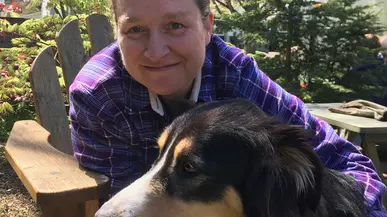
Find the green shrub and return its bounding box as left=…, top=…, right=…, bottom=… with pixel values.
left=0, top=14, right=97, bottom=141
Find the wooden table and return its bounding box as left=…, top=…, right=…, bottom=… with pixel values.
left=306, top=103, right=387, bottom=179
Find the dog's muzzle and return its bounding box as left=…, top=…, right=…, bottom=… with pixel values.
left=95, top=168, right=167, bottom=217
left=94, top=169, right=244, bottom=217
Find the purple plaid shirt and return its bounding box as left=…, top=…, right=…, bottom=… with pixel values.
left=69, top=34, right=387, bottom=216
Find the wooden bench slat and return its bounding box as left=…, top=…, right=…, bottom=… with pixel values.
left=4, top=120, right=110, bottom=207
left=29, top=46, right=73, bottom=155
left=86, top=14, right=115, bottom=55
left=56, top=19, right=89, bottom=92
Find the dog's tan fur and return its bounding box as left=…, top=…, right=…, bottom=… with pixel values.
left=157, top=128, right=169, bottom=152
left=173, top=138, right=193, bottom=161
left=133, top=187, right=244, bottom=217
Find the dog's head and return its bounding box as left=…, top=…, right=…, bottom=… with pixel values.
left=95, top=99, right=323, bottom=217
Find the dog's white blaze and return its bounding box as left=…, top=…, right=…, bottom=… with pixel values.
left=95, top=135, right=177, bottom=217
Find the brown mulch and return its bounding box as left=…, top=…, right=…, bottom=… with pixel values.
left=0, top=143, right=42, bottom=217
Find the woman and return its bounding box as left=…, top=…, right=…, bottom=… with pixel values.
left=68, top=0, right=387, bottom=215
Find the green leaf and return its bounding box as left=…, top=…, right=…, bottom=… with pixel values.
left=6, top=77, right=20, bottom=84
left=0, top=102, right=14, bottom=114
left=1, top=94, right=9, bottom=100
left=14, top=87, right=25, bottom=95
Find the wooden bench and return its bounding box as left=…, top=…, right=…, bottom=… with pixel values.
left=4, top=14, right=115, bottom=217
left=306, top=103, right=387, bottom=179
left=306, top=102, right=387, bottom=207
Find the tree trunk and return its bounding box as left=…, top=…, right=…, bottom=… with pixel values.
left=285, top=4, right=294, bottom=80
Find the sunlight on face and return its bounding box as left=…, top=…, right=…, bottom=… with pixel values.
left=115, top=0, right=214, bottom=100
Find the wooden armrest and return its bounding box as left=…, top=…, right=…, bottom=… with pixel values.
left=4, top=120, right=110, bottom=216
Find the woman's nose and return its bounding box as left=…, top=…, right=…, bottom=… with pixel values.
left=144, top=32, right=170, bottom=62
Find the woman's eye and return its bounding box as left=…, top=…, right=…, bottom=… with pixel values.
left=128, top=26, right=143, bottom=33
left=170, top=23, right=184, bottom=30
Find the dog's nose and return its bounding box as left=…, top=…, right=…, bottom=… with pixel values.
left=94, top=203, right=142, bottom=217
left=95, top=185, right=147, bottom=217
left=94, top=186, right=149, bottom=217
left=94, top=171, right=159, bottom=217
left=94, top=206, right=118, bottom=217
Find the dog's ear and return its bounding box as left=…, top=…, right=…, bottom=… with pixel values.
left=242, top=123, right=323, bottom=217
left=271, top=125, right=323, bottom=214
left=162, top=99, right=197, bottom=119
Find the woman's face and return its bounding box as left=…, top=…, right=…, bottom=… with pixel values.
left=115, top=0, right=214, bottom=99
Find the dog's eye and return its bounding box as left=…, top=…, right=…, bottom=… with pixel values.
left=183, top=162, right=196, bottom=173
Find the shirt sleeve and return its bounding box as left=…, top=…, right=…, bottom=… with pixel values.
left=238, top=56, right=387, bottom=216
left=69, top=83, right=145, bottom=195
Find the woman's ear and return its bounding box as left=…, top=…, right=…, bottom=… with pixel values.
left=204, top=12, right=214, bottom=45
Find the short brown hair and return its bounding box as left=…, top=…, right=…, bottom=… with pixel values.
left=111, top=0, right=210, bottom=23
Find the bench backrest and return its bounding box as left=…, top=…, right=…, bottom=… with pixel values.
left=29, top=14, right=115, bottom=155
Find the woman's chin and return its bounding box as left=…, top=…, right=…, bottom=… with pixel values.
left=148, top=86, right=177, bottom=97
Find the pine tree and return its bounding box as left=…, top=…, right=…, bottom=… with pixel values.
left=213, top=0, right=386, bottom=103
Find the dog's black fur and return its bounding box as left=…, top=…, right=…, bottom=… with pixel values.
left=161, top=98, right=368, bottom=217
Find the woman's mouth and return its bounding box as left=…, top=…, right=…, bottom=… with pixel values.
left=142, top=63, right=180, bottom=72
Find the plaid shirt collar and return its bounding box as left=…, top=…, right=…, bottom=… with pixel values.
left=148, top=70, right=202, bottom=116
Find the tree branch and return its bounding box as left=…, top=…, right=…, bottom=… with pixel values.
left=59, top=1, right=67, bottom=18
left=53, top=5, right=63, bottom=19
left=214, top=0, right=229, bottom=9
left=212, top=0, right=223, bottom=14
left=64, top=0, right=80, bottom=19
left=236, top=0, right=247, bottom=11
left=10, top=32, right=51, bottom=47
left=214, top=0, right=236, bottom=13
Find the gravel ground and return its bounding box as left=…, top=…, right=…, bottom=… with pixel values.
left=0, top=143, right=42, bottom=217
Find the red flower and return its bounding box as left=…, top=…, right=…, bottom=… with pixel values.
left=300, top=80, right=308, bottom=89
left=18, top=55, right=27, bottom=60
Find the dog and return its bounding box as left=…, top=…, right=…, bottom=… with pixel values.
left=95, top=98, right=368, bottom=217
